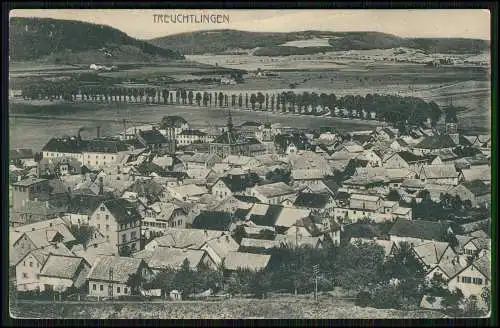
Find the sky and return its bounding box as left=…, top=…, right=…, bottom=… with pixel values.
left=10, top=9, right=491, bottom=40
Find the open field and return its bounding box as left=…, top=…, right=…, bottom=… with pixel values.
left=9, top=102, right=386, bottom=151
left=9, top=295, right=447, bottom=319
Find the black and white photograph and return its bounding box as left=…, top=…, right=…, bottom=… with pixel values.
left=7, top=9, right=492, bottom=319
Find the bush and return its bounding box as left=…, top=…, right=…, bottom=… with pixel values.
left=355, top=291, right=372, bottom=307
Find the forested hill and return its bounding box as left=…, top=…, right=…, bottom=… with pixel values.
left=9, top=17, right=184, bottom=63
left=149, top=29, right=489, bottom=55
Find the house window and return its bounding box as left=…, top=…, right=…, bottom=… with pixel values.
left=106, top=225, right=110, bottom=231
left=461, top=276, right=472, bottom=284
left=124, top=287, right=128, bottom=294
left=473, top=278, right=483, bottom=285
left=23, top=261, right=26, bottom=266
left=100, top=207, right=105, bottom=211
left=22, top=273, right=28, bottom=278
left=131, top=231, right=136, bottom=240
left=97, top=224, right=101, bottom=229
left=100, top=285, right=104, bottom=291
left=117, top=286, right=121, bottom=293
left=106, top=215, right=109, bottom=220
left=96, top=161, right=99, bottom=165
left=93, top=284, right=96, bottom=290
left=29, top=262, right=33, bottom=267
left=106, top=235, right=109, bottom=241
left=122, top=234, right=127, bottom=243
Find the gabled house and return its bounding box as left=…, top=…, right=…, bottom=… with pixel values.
left=293, top=192, right=334, bottom=216
left=291, top=169, right=326, bottom=187
left=250, top=182, right=297, bottom=205
left=411, top=241, right=457, bottom=272
left=14, top=243, right=74, bottom=291
left=448, top=180, right=491, bottom=208
left=89, top=198, right=142, bottom=255
left=462, top=237, right=490, bottom=259
left=87, top=256, right=153, bottom=297
left=144, top=228, right=226, bottom=251
left=147, top=247, right=214, bottom=273
left=418, top=164, right=461, bottom=186
left=200, top=234, right=240, bottom=266
left=37, top=254, right=91, bottom=292
left=461, top=165, right=491, bottom=184
left=412, top=135, right=457, bottom=156
left=445, top=255, right=491, bottom=299
left=383, top=151, right=429, bottom=170
left=185, top=153, right=221, bottom=170
left=211, top=173, right=260, bottom=200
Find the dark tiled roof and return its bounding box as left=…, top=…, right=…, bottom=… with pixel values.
left=294, top=192, right=331, bottom=208
left=461, top=180, right=490, bottom=196
left=351, top=134, right=372, bottom=145
left=104, top=198, right=142, bottom=224
left=42, top=138, right=88, bottom=153
left=234, top=208, right=251, bottom=220
left=66, top=194, right=106, bottom=215
left=191, top=211, right=232, bottom=231
left=240, top=121, right=261, bottom=127
left=389, top=219, right=451, bottom=242
left=381, top=128, right=395, bottom=138
left=85, top=139, right=130, bottom=153
left=134, top=162, right=167, bottom=177
left=321, top=178, right=340, bottom=195
left=139, top=130, right=168, bottom=145
left=415, top=135, right=456, bottom=149
left=218, top=173, right=260, bottom=193
left=161, top=116, right=188, bottom=128
left=398, top=151, right=425, bottom=163
left=249, top=205, right=283, bottom=227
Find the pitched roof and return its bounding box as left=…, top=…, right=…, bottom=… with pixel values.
left=275, top=207, right=311, bottom=228
left=472, top=255, right=490, bottom=280
left=218, top=173, right=260, bottom=193
left=293, top=192, right=331, bottom=208
left=39, top=254, right=87, bottom=280
left=161, top=116, right=188, bottom=128
left=191, top=211, right=233, bottom=231
left=412, top=241, right=452, bottom=267
left=397, top=151, right=426, bottom=163
left=239, top=238, right=280, bottom=250
left=87, top=255, right=145, bottom=283
left=389, top=219, right=451, bottom=242
left=461, top=180, right=490, bottom=196
left=179, top=129, right=207, bottom=137
left=10, top=148, right=34, bottom=160
left=150, top=228, right=225, bottom=249
left=223, top=251, right=271, bottom=271
left=148, top=247, right=206, bottom=270
left=247, top=204, right=283, bottom=227
left=204, top=235, right=239, bottom=260
left=350, top=193, right=380, bottom=202
left=291, top=169, right=325, bottom=180
left=420, top=164, right=458, bottom=179
left=71, top=242, right=117, bottom=266
left=350, top=238, right=395, bottom=257
left=461, top=165, right=491, bottom=181
left=415, top=135, right=456, bottom=149
left=275, top=234, right=323, bottom=248
left=66, top=194, right=106, bottom=215
left=103, top=198, right=142, bottom=224
left=253, top=182, right=295, bottom=198
left=233, top=195, right=261, bottom=204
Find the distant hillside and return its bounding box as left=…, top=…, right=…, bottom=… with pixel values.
left=149, top=29, right=489, bottom=56
left=9, top=17, right=184, bottom=63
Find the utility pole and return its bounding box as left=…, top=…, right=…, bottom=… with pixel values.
left=313, top=264, right=319, bottom=302
left=109, top=267, right=114, bottom=299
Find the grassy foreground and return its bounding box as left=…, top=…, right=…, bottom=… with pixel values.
left=10, top=295, right=447, bottom=319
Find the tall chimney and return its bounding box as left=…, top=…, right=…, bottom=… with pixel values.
left=99, top=177, right=104, bottom=195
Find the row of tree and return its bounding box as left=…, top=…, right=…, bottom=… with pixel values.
left=20, top=81, right=445, bottom=127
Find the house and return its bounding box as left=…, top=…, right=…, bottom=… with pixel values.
left=239, top=238, right=280, bottom=254
left=168, top=184, right=208, bottom=202
left=11, top=178, right=50, bottom=211
left=137, top=129, right=174, bottom=153
left=200, top=234, right=239, bottom=266
left=225, top=155, right=261, bottom=170
left=383, top=151, right=429, bottom=170
left=190, top=211, right=234, bottom=232
left=64, top=194, right=107, bottom=226
left=461, top=165, right=491, bottom=184
left=42, top=137, right=86, bottom=163
left=87, top=256, right=153, bottom=297
left=177, top=129, right=211, bottom=146
left=89, top=198, right=142, bottom=255
left=418, top=164, right=461, bottom=186
left=10, top=148, right=34, bottom=166
left=185, top=153, right=221, bottom=170
left=448, top=180, right=491, bottom=208
left=71, top=241, right=117, bottom=266
left=147, top=247, right=214, bottom=272
left=446, top=255, right=491, bottom=299
left=274, top=207, right=311, bottom=233
left=291, top=169, right=326, bottom=187
left=223, top=251, right=271, bottom=272
left=390, top=139, right=409, bottom=152
left=389, top=219, right=454, bottom=247
left=211, top=173, right=260, bottom=200
left=160, top=116, right=190, bottom=140
left=362, top=149, right=384, bottom=167
left=14, top=243, right=74, bottom=291
left=37, top=254, right=91, bottom=292
left=293, top=192, right=334, bottom=216
left=141, top=201, right=189, bottom=237
left=81, top=139, right=135, bottom=169
left=245, top=203, right=284, bottom=227
left=462, top=237, right=490, bottom=259
left=250, top=182, right=297, bottom=205
left=377, top=128, right=396, bottom=141
left=413, top=135, right=457, bottom=156
left=275, top=234, right=325, bottom=249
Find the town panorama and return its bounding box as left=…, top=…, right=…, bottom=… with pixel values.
left=8, top=9, right=491, bottom=319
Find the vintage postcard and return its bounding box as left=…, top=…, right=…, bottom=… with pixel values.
left=8, top=9, right=491, bottom=319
